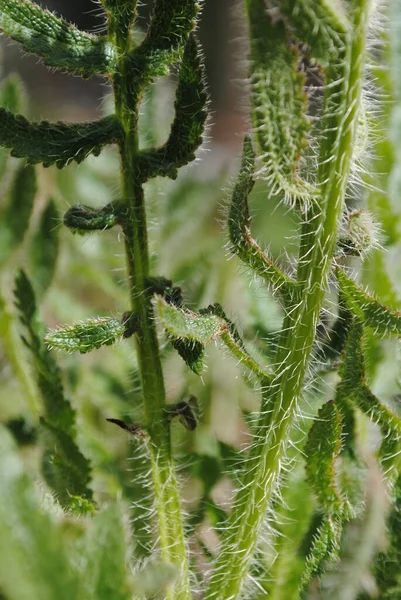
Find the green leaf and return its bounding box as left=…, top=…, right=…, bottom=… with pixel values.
left=45, top=316, right=127, bottom=354
left=157, top=298, right=224, bottom=344
left=0, top=0, right=117, bottom=77
left=14, top=270, right=93, bottom=506
left=131, top=0, right=200, bottom=79
left=304, top=401, right=346, bottom=516
left=337, top=267, right=401, bottom=337
left=139, top=34, right=208, bottom=181
left=0, top=110, right=123, bottom=168
left=156, top=297, right=270, bottom=381
left=270, top=0, right=348, bottom=66
left=0, top=163, right=37, bottom=259
left=300, top=516, right=342, bottom=592
left=81, top=503, right=132, bottom=600
left=63, top=202, right=121, bottom=234
left=29, top=198, right=59, bottom=295
left=40, top=418, right=93, bottom=506
left=228, top=138, right=295, bottom=301
left=0, top=74, right=26, bottom=179
left=0, top=428, right=82, bottom=600
left=0, top=73, right=26, bottom=113
left=247, top=1, right=317, bottom=207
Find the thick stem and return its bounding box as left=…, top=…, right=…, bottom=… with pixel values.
left=205, top=2, right=370, bottom=598
left=112, top=25, right=191, bottom=600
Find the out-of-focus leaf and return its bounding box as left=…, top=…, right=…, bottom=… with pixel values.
left=29, top=198, right=59, bottom=295
left=0, top=163, right=37, bottom=260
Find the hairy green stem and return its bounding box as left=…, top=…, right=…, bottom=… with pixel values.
left=112, top=24, right=191, bottom=600
left=205, top=1, right=370, bottom=598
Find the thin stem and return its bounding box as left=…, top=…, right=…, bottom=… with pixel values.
left=205, top=1, right=370, bottom=598
left=111, top=24, right=191, bottom=600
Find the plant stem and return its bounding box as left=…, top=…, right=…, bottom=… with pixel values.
left=205, top=1, right=370, bottom=598
left=111, top=24, right=191, bottom=600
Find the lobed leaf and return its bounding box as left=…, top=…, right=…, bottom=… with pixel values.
left=131, top=0, right=200, bottom=80
left=247, top=1, right=316, bottom=207
left=337, top=267, right=401, bottom=337
left=14, top=270, right=93, bottom=506
left=0, top=110, right=124, bottom=169
left=228, top=138, right=295, bottom=302
left=0, top=163, right=37, bottom=260
left=0, top=0, right=117, bottom=77
left=45, top=317, right=127, bottom=354
left=29, top=198, right=59, bottom=295
left=139, top=34, right=208, bottom=181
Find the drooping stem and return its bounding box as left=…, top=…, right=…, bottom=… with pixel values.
left=205, top=2, right=370, bottom=598
left=111, top=19, right=191, bottom=600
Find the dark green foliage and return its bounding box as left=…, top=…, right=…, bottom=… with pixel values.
left=40, top=419, right=93, bottom=507
left=305, top=401, right=345, bottom=516
left=29, top=199, right=59, bottom=295
left=0, top=0, right=117, bottom=76
left=132, top=0, right=200, bottom=79
left=0, top=163, right=37, bottom=259
left=14, top=270, right=93, bottom=506
left=0, top=110, right=123, bottom=168
left=139, top=34, right=208, bottom=181
left=63, top=203, right=121, bottom=234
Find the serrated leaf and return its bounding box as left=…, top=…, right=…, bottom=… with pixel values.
left=0, top=0, right=117, bottom=77
left=171, top=336, right=205, bottom=375
left=304, top=401, right=345, bottom=515
left=131, top=0, right=200, bottom=80
left=29, top=198, right=59, bottom=295
left=228, top=138, right=294, bottom=301
left=0, top=110, right=123, bottom=168
left=45, top=317, right=126, bottom=354
left=0, top=163, right=37, bottom=260
left=14, top=270, right=93, bottom=506
left=139, top=34, right=208, bottom=181
left=247, top=2, right=316, bottom=206
left=337, top=267, right=401, bottom=337
left=40, top=419, right=93, bottom=506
